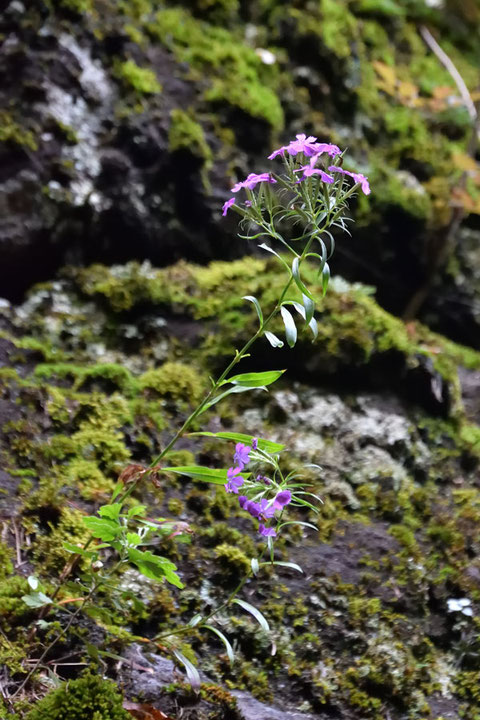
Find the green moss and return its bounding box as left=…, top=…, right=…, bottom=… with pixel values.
left=139, top=362, right=204, bottom=404
left=214, top=542, right=250, bottom=572
left=169, top=109, right=213, bottom=166
left=148, top=8, right=283, bottom=129
left=114, top=59, right=162, bottom=94
left=32, top=507, right=90, bottom=573
left=24, top=672, right=130, bottom=720
left=0, top=542, right=14, bottom=581
left=0, top=111, right=37, bottom=151
left=51, top=0, right=93, bottom=13
left=0, top=577, right=32, bottom=631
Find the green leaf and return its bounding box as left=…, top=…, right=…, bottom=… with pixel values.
left=222, top=370, right=285, bottom=388
left=292, top=257, right=315, bottom=301
left=251, top=557, right=259, bottom=575
left=204, top=625, right=235, bottom=665
left=243, top=295, right=263, bottom=326
left=127, top=548, right=184, bottom=588
left=322, top=263, right=330, bottom=296
left=302, top=293, right=315, bottom=325
left=258, top=243, right=291, bottom=272
left=83, top=516, right=120, bottom=541
left=162, top=465, right=233, bottom=485
left=63, top=542, right=95, bottom=558
left=278, top=520, right=318, bottom=532
left=264, top=331, right=284, bottom=348
left=280, top=306, right=297, bottom=348
left=22, top=592, right=53, bottom=608
left=98, top=503, right=122, bottom=522
left=233, top=598, right=269, bottom=632
left=189, top=431, right=285, bottom=453
left=309, top=317, right=318, bottom=340
left=200, top=384, right=255, bottom=413
left=188, top=613, right=203, bottom=627
left=127, top=504, right=147, bottom=519
left=126, top=532, right=142, bottom=546
left=173, top=650, right=201, bottom=690
left=110, top=481, right=123, bottom=502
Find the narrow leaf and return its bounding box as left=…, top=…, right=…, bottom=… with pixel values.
left=162, top=465, right=231, bottom=484
left=204, top=624, right=235, bottom=665
left=264, top=331, right=284, bottom=348
left=242, top=295, right=263, bottom=326
left=63, top=542, right=95, bottom=557
left=173, top=650, right=201, bottom=690
left=188, top=613, right=203, bottom=628
left=322, top=263, right=330, bottom=296
left=189, top=431, right=284, bottom=453
left=251, top=557, right=259, bottom=575
left=292, top=257, right=315, bottom=301
left=221, top=370, right=285, bottom=388
left=302, top=293, right=315, bottom=325
left=233, top=598, right=270, bottom=632
left=277, top=520, right=318, bottom=532
left=260, top=561, right=303, bottom=573
left=258, top=243, right=291, bottom=272
left=280, top=306, right=297, bottom=348
left=309, top=317, right=318, bottom=340
left=200, top=385, right=255, bottom=413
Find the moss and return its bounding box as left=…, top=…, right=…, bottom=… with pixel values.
left=169, top=109, right=213, bottom=166
left=32, top=507, right=90, bottom=573
left=139, top=362, right=204, bottom=404
left=24, top=672, right=130, bottom=720
left=0, top=542, right=14, bottom=581
left=148, top=8, right=283, bottom=129
left=0, top=111, right=37, bottom=151
left=214, top=542, right=251, bottom=577
left=51, top=0, right=93, bottom=13
left=114, top=59, right=162, bottom=94
left=0, top=576, right=32, bottom=631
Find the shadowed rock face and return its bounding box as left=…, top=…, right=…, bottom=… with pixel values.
left=2, top=0, right=480, bottom=348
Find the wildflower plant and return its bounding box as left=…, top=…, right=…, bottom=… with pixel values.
left=17, top=134, right=370, bottom=695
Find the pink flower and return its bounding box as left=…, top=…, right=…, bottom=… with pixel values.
left=328, top=166, right=371, bottom=195
left=295, top=164, right=334, bottom=183
left=231, top=172, right=277, bottom=193
left=268, top=135, right=341, bottom=160
left=222, top=197, right=235, bottom=216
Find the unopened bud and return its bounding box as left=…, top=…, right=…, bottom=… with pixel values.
left=91, top=560, right=103, bottom=572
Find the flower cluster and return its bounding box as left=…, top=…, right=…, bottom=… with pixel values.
left=222, top=132, right=370, bottom=216
left=224, top=440, right=292, bottom=538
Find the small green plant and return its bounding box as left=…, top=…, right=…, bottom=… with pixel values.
left=14, top=133, right=370, bottom=698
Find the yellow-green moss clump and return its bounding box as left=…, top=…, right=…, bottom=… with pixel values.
left=0, top=111, right=38, bottom=151
left=169, top=109, right=213, bottom=166
left=23, top=672, right=130, bottom=720
left=139, top=361, right=205, bottom=404
left=114, top=59, right=162, bottom=94
left=147, top=8, right=283, bottom=130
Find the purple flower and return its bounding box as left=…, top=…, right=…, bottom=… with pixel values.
left=295, top=164, right=334, bottom=183
left=259, top=498, right=276, bottom=519
left=231, top=173, right=277, bottom=193
left=273, top=490, right=292, bottom=508
left=238, top=495, right=248, bottom=508
left=259, top=524, right=277, bottom=538
left=225, top=467, right=244, bottom=494
left=222, top=197, right=235, bottom=216
left=256, top=474, right=271, bottom=486
left=244, top=200, right=252, bottom=207
left=234, top=442, right=251, bottom=469
left=251, top=438, right=258, bottom=450
left=268, top=135, right=341, bottom=160
left=328, top=166, right=371, bottom=195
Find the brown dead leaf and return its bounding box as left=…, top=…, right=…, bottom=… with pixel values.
left=123, top=701, right=174, bottom=720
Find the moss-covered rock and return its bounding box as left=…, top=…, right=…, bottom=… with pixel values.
left=24, top=672, right=130, bottom=720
